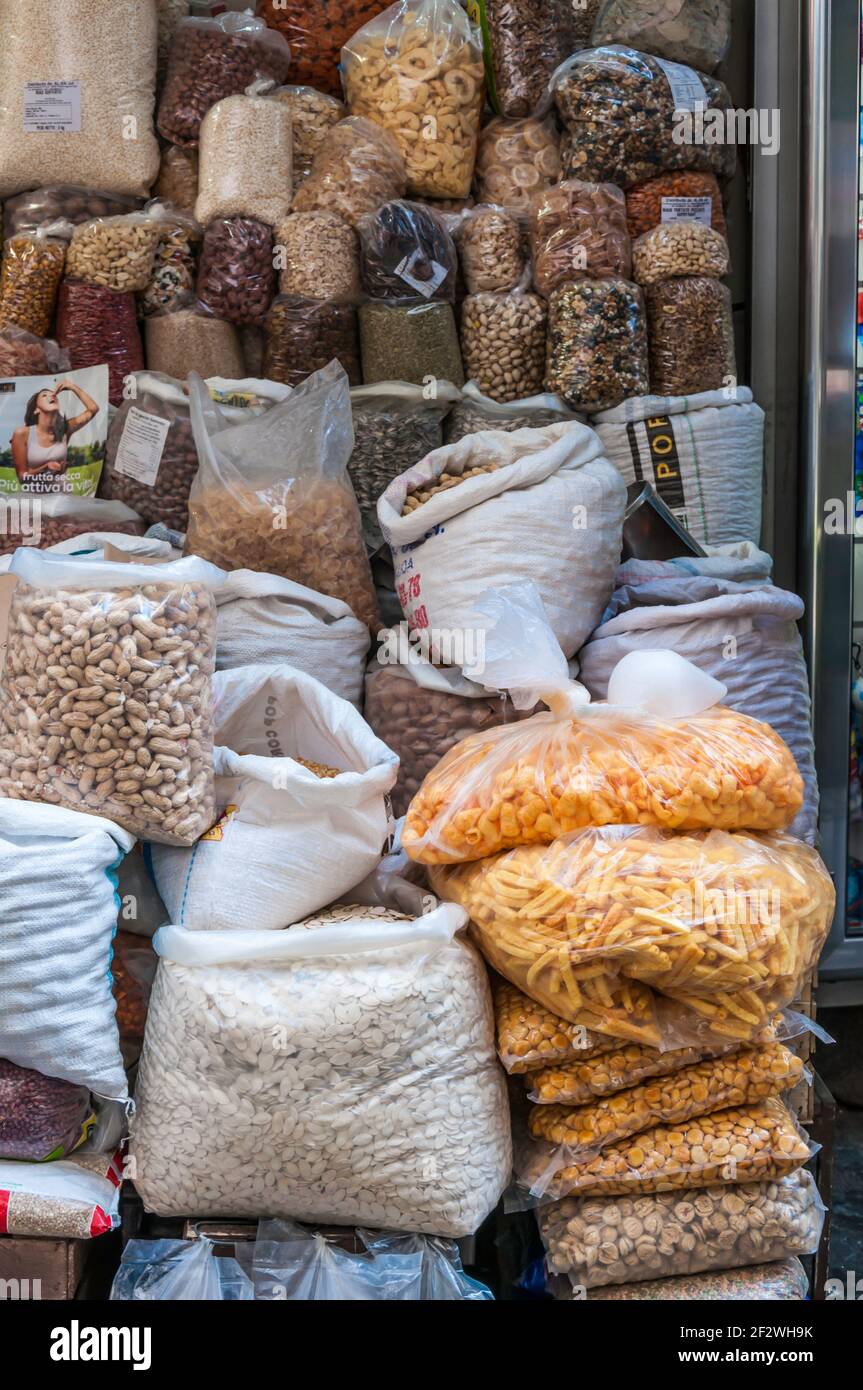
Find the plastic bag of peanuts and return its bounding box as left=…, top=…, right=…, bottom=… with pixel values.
left=457, top=206, right=525, bottom=294
left=473, top=116, right=561, bottom=218
left=517, top=1096, right=816, bottom=1201
left=185, top=361, right=381, bottom=632
left=632, top=221, right=729, bottom=286
left=539, top=1169, right=825, bottom=1292
left=526, top=1043, right=806, bottom=1162
left=403, top=588, right=805, bottom=866
left=530, top=179, right=632, bottom=296
left=342, top=0, right=485, bottom=200
left=64, top=210, right=164, bottom=294
left=459, top=288, right=547, bottom=404
left=0, top=550, right=222, bottom=846
left=292, top=117, right=407, bottom=228
left=0, top=225, right=69, bottom=338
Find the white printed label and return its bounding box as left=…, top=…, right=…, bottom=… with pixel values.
left=654, top=57, right=706, bottom=112
left=24, top=81, right=82, bottom=134
left=394, top=252, right=449, bottom=300
left=112, top=408, right=171, bottom=488
left=661, top=196, right=713, bottom=227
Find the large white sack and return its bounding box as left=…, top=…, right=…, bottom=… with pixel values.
left=578, top=585, right=818, bottom=843
left=214, top=569, right=370, bottom=707
left=591, top=388, right=764, bottom=548
left=377, top=422, right=626, bottom=659
left=151, top=664, right=399, bottom=931
left=130, top=905, right=512, bottom=1235
left=0, top=800, right=132, bottom=1098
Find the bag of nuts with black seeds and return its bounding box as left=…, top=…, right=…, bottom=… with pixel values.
left=591, top=0, right=732, bottom=75
left=545, top=278, right=650, bottom=414
left=0, top=550, right=222, bottom=846
left=103, top=372, right=290, bottom=534
left=444, top=380, right=581, bottom=443
left=551, top=46, right=736, bottom=190
left=186, top=361, right=381, bottom=633
left=0, top=495, right=144, bottom=557
left=348, top=381, right=462, bottom=550
left=539, top=1168, right=824, bottom=1292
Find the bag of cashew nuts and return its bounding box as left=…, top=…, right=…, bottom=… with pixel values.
left=430, top=827, right=832, bottom=1048
left=348, top=381, right=462, bottom=549
left=378, top=429, right=625, bottom=659
left=539, top=1169, right=824, bottom=1292
left=64, top=210, right=164, bottom=294
left=0, top=496, right=144, bottom=556
left=186, top=361, right=381, bottom=632
left=444, top=381, right=581, bottom=443
left=0, top=549, right=222, bottom=846
left=530, top=179, right=632, bottom=297
left=292, top=117, right=407, bottom=228
left=151, top=663, right=398, bottom=931
left=592, top=0, right=732, bottom=74
left=103, top=372, right=290, bottom=534
left=342, top=0, right=486, bottom=200
left=473, top=116, right=561, bottom=219
left=213, top=569, right=370, bottom=707
left=403, top=587, right=806, bottom=865
left=0, top=799, right=132, bottom=1099
left=130, top=903, right=511, bottom=1233
left=550, top=46, right=736, bottom=190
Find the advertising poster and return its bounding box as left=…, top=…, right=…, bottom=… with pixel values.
left=0, top=363, right=110, bottom=496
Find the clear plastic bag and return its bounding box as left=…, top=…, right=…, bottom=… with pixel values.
left=358, top=1229, right=494, bottom=1299
left=518, top=1096, right=815, bottom=1201
left=154, top=146, right=199, bottom=216
left=0, top=550, right=220, bottom=845
left=539, top=1170, right=824, bottom=1291
left=0, top=1150, right=122, bottom=1238
left=460, top=290, right=547, bottom=403
left=474, top=116, right=561, bottom=219
left=256, top=2, right=391, bottom=100
left=359, top=300, right=464, bottom=386
left=141, top=213, right=201, bottom=319
left=552, top=46, right=736, bottom=190
left=292, top=116, right=407, bottom=227
left=196, top=217, right=275, bottom=328
left=348, top=382, right=459, bottom=548
left=0, top=230, right=67, bottom=338
left=186, top=362, right=380, bottom=631
left=0, top=325, right=69, bottom=377
left=430, top=830, right=832, bottom=1043
left=458, top=206, right=525, bottom=294
left=111, top=1237, right=254, bottom=1301
left=0, top=1059, right=93, bottom=1162
left=157, top=13, right=291, bottom=148
left=64, top=212, right=163, bottom=293
left=264, top=294, right=361, bottom=388
left=528, top=1043, right=805, bottom=1161
left=494, top=979, right=623, bottom=1072
left=3, top=187, right=145, bottom=240
left=357, top=200, right=458, bottom=303
left=444, top=382, right=578, bottom=442
left=592, top=0, right=732, bottom=74
left=275, top=211, right=360, bottom=303
left=271, top=86, right=346, bottom=192
left=144, top=309, right=245, bottom=382
left=581, top=1257, right=809, bottom=1301
left=252, top=1221, right=423, bottom=1300
left=0, top=496, right=143, bottom=555
left=632, top=221, right=729, bottom=285
left=195, top=89, right=293, bottom=227
left=646, top=276, right=736, bottom=395
left=545, top=277, right=649, bottom=413
left=531, top=180, right=632, bottom=296
left=473, top=0, right=572, bottom=118
left=625, top=171, right=727, bottom=242
left=55, top=282, right=143, bottom=407
left=342, top=0, right=486, bottom=199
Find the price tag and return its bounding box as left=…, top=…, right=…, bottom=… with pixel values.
left=24, top=81, right=82, bottom=134
left=112, top=408, right=171, bottom=488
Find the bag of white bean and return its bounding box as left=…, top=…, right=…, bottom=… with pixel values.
left=131, top=904, right=512, bottom=1235
left=213, top=568, right=370, bottom=706
left=0, top=550, right=223, bottom=846
left=150, top=663, right=398, bottom=930
left=377, top=421, right=626, bottom=658
left=0, top=799, right=132, bottom=1098
left=0, top=0, right=160, bottom=199
left=591, top=388, right=764, bottom=547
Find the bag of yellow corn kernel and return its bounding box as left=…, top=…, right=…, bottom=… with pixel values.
left=429, top=827, right=834, bottom=1043
left=526, top=1041, right=806, bottom=1162
left=402, top=585, right=804, bottom=865
left=341, top=0, right=486, bottom=200
left=516, top=1096, right=816, bottom=1202
left=493, top=975, right=664, bottom=1064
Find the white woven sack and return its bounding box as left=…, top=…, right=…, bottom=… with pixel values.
left=377, top=422, right=626, bottom=659
left=214, top=569, right=370, bottom=707
left=591, top=388, right=764, bottom=547
left=578, top=587, right=818, bottom=842
left=0, top=800, right=132, bottom=1098
left=150, top=664, right=399, bottom=931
